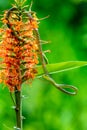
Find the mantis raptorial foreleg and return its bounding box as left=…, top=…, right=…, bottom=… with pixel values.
left=42, top=53, right=49, bottom=64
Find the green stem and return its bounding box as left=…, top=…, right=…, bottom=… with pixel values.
left=15, top=89, right=22, bottom=130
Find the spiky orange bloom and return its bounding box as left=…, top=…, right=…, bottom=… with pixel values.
left=0, top=9, right=39, bottom=91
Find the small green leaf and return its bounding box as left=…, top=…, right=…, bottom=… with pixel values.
left=36, top=61, right=87, bottom=76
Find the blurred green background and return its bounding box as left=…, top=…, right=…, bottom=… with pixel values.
left=0, top=0, right=87, bottom=130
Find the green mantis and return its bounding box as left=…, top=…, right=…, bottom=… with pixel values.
left=33, top=26, right=78, bottom=95
left=27, top=6, right=78, bottom=95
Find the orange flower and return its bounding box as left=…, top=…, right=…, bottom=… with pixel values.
left=0, top=8, right=39, bottom=92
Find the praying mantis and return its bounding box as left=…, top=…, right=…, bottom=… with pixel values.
left=28, top=10, right=78, bottom=95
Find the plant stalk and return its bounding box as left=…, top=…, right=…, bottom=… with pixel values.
left=15, top=89, right=22, bottom=130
